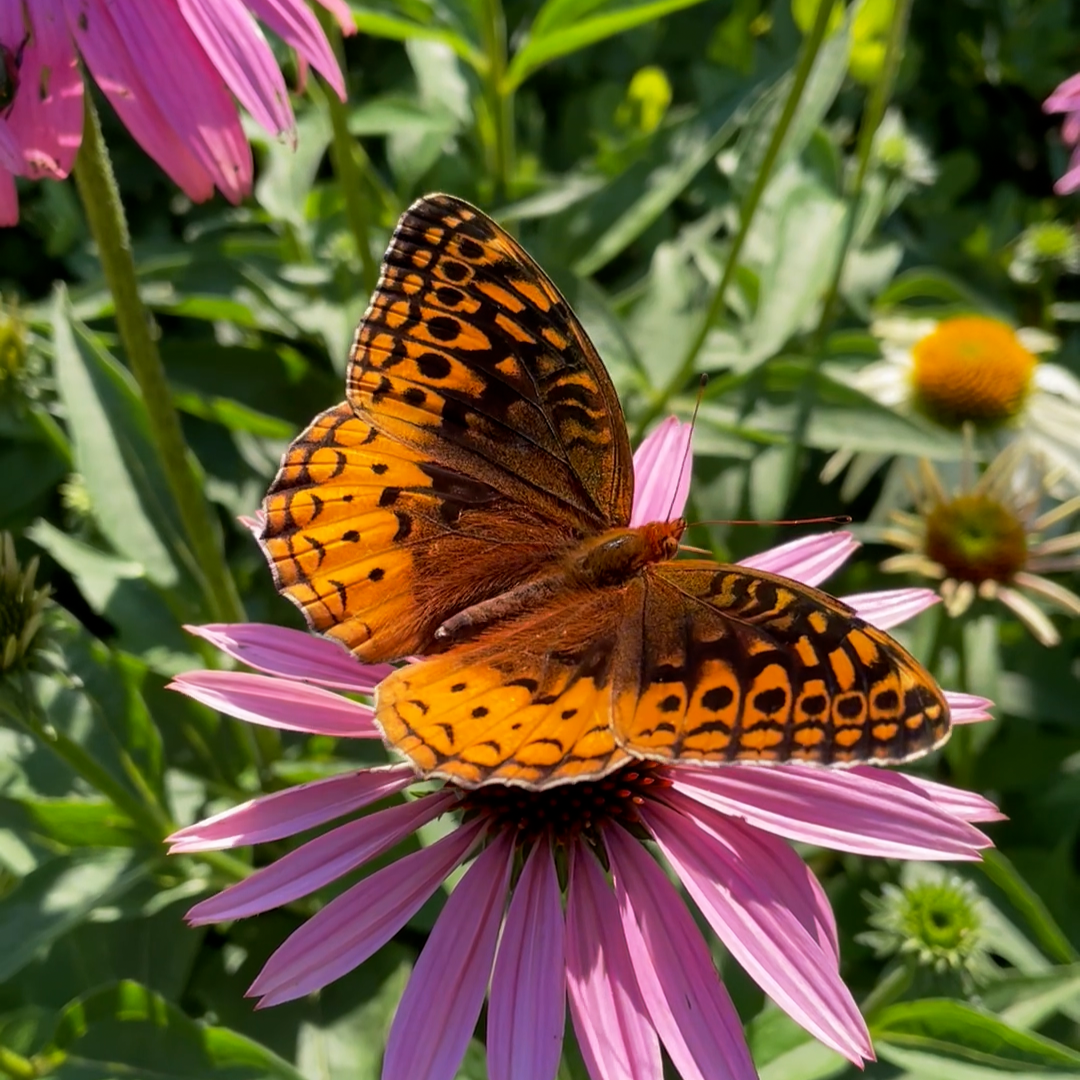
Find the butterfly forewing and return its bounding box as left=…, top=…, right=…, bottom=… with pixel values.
left=346, top=194, right=634, bottom=531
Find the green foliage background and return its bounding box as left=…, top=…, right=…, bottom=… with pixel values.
left=1, top=0, right=1080, bottom=1077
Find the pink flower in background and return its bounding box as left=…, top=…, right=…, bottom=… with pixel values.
left=0, top=0, right=354, bottom=226
left=1044, top=73, right=1080, bottom=194
left=167, top=420, right=999, bottom=1080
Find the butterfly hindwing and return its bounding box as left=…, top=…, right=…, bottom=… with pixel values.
left=375, top=586, right=639, bottom=788
left=346, top=193, right=634, bottom=531
left=613, top=562, right=950, bottom=767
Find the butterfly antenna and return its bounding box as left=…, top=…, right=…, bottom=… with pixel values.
left=689, top=514, right=852, bottom=528
left=663, top=375, right=706, bottom=524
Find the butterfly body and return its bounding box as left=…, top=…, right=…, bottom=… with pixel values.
left=260, top=193, right=951, bottom=790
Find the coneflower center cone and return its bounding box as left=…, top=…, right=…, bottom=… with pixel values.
left=924, top=494, right=1028, bottom=583
left=911, top=316, right=1036, bottom=425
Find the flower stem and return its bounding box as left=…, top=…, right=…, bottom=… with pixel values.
left=783, top=0, right=913, bottom=489
left=480, top=0, right=513, bottom=201
left=72, top=93, right=245, bottom=625
left=318, top=16, right=379, bottom=294
left=633, top=0, right=836, bottom=440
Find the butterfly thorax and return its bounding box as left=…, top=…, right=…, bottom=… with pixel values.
left=570, top=519, right=686, bottom=587
left=431, top=518, right=685, bottom=648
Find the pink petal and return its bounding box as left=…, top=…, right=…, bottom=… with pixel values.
left=631, top=417, right=693, bottom=526
left=178, top=0, right=295, bottom=139
left=945, top=691, right=994, bottom=725
left=185, top=622, right=393, bottom=691
left=605, top=824, right=758, bottom=1080
left=249, top=818, right=484, bottom=1005
left=670, top=763, right=992, bottom=860
left=65, top=0, right=250, bottom=203
left=1045, top=73, right=1080, bottom=114
left=6, top=0, right=83, bottom=179
left=313, top=0, right=355, bottom=34
left=168, top=669, right=379, bottom=737
left=842, top=587, right=940, bottom=630
left=187, top=789, right=454, bottom=923
left=850, top=766, right=1005, bottom=824
left=245, top=0, right=346, bottom=100
left=565, top=842, right=662, bottom=1080
left=643, top=797, right=872, bottom=1065
left=488, top=842, right=565, bottom=1080
left=383, top=831, right=514, bottom=1080
left=0, top=167, right=15, bottom=225
left=0, top=123, right=19, bottom=172
left=739, top=531, right=859, bottom=586
left=167, top=763, right=416, bottom=852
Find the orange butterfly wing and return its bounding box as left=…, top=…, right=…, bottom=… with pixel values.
left=259, top=194, right=633, bottom=661
left=261, top=193, right=952, bottom=789
left=375, top=560, right=949, bottom=790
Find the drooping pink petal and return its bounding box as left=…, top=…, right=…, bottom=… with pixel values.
left=1045, top=73, right=1080, bottom=114
left=184, top=622, right=393, bottom=691
left=245, top=0, right=346, bottom=100
left=945, top=691, right=994, bottom=725
left=383, top=831, right=515, bottom=1080
left=565, top=842, right=662, bottom=1080
left=488, top=842, right=565, bottom=1080
left=605, top=824, right=757, bottom=1080
left=65, top=0, right=250, bottom=203
left=670, top=763, right=991, bottom=860
left=6, top=0, right=82, bottom=179
left=0, top=123, right=19, bottom=172
left=167, top=763, right=416, bottom=852
left=631, top=417, right=693, bottom=526
left=187, top=789, right=455, bottom=923
left=312, top=0, right=355, bottom=33
left=179, top=0, right=295, bottom=140
left=0, top=167, right=16, bottom=225
left=168, top=669, right=379, bottom=737
left=842, top=587, right=940, bottom=630
left=739, top=531, right=859, bottom=586
left=643, top=797, right=872, bottom=1065
left=850, top=766, right=1005, bottom=824
left=249, top=818, right=485, bottom=1005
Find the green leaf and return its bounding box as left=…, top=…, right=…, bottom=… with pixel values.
left=0, top=797, right=143, bottom=850
left=351, top=5, right=484, bottom=70
left=979, top=851, right=1079, bottom=966
left=50, top=981, right=305, bottom=1080
left=982, top=966, right=1080, bottom=1030
left=873, top=999, right=1080, bottom=1071
left=0, top=850, right=150, bottom=983
left=738, top=178, right=847, bottom=370
left=573, top=92, right=753, bottom=276
left=505, top=0, right=713, bottom=91
left=50, top=293, right=198, bottom=593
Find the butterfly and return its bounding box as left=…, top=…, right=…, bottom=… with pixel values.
left=259, top=193, right=950, bottom=790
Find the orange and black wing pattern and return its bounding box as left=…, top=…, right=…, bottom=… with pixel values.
left=614, top=562, right=950, bottom=768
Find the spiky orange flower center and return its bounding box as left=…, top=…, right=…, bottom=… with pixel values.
left=910, top=317, right=1036, bottom=426
left=460, top=764, right=670, bottom=845
left=924, top=495, right=1027, bottom=583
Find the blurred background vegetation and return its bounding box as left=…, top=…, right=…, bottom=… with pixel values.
left=1, top=0, right=1080, bottom=1077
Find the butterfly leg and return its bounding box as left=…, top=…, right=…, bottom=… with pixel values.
left=434, top=573, right=567, bottom=645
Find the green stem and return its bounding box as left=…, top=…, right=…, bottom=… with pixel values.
left=3, top=680, right=172, bottom=844
left=861, top=958, right=916, bottom=1020
left=71, top=93, right=245, bottom=625
left=480, top=0, right=513, bottom=201
left=317, top=16, right=379, bottom=294
left=783, top=0, right=913, bottom=491
left=633, top=0, right=836, bottom=440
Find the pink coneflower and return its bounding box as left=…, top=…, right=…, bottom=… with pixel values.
left=0, top=0, right=353, bottom=225
left=168, top=420, right=999, bottom=1080
left=1045, top=73, right=1080, bottom=195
